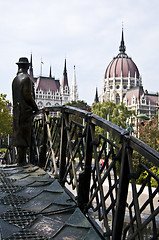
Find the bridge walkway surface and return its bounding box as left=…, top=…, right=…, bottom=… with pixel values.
left=0, top=164, right=100, bottom=240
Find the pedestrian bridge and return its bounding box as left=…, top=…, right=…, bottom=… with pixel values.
left=1, top=105, right=159, bottom=239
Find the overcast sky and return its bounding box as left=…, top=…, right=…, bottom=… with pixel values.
left=0, top=0, right=159, bottom=105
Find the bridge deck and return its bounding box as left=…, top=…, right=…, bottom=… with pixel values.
left=0, top=164, right=100, bottom=240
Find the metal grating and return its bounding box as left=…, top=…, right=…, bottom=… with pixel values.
left=0, top=184, right=23, bottom=193
left=5, top=229, right=49, bottom=240
left=0, top=194, right=29, bottom=206
left=0, top=207, right=37, bottom=228
left=0, top=171, right=10, bottom=177
left=0, top=175, right=23, bottom=193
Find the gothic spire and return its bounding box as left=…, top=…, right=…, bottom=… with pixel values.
left=119, top=28, right=126, bottom=53
left=49, top=66, right=52, bottom=78
left=94, top=87, right=99, bottom=103
left=29, top=53, right=34, bottom=82
left=61, top=58, right=68, bottom=87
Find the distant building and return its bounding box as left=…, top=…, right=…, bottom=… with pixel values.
left=99, top=29, right=158, bottom=118
left=29, top=56, right=70, bottom=108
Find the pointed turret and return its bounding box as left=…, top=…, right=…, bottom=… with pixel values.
left=61, top=59, right=68, bottom=87
left=94, top=87, right=99, bottom=103
left=29, top=53, right=34, bottom=82
left=49, top=66, right=52, bottom=78
left=119, top=28, right=126, bottom=53
left=71, top=65, right=78, bottom=101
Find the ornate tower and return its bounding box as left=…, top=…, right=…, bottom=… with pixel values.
left=61, top=59, right=70, bottom=103
left=101, top=29, right=142, bottom=104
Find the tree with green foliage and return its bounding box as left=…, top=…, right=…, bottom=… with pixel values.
left=132, top=116, right=159, bottom=171
left=92, top=101, right=134, bottom=129
left=65, top=100, right=91, bottom=124
left=138, top=116, right=159, bottom=152
left=0, top=94, right=12, bottom=137
left=65, top=100, right=91, bottom=112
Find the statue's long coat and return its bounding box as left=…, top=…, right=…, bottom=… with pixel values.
left=12, top=71, right=38, bottom=147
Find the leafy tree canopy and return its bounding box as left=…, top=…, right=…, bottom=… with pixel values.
left=137, top=115, right=159, bottom=152
left=65, top=100, right=91, bottom=112
left=65, top=100, right=91, bottom=125
left=92, top=101, right=134, bottom=129
left=0, top=94, right=12, bottom=136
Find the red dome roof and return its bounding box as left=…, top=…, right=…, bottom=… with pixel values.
left=105, top=30, right=140, bottom=79
left=105, top=53, right=139, bottom=79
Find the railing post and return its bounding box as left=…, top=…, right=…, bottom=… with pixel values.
left=39, top=112, right=47, bottom=168
left=78, top=121, right=93, bottom=212
left=112, top=137, right=130, bottom=239
left=59, top=112, right=68, bottom=185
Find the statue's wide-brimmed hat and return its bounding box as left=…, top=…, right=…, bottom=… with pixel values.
left=16, top=57, right=30, bottom=65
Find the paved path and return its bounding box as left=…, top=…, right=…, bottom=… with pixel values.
left=0, top=165, right=100, bottom=240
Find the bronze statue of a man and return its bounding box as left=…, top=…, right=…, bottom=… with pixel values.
left=12, top=57, right=38, bottom=165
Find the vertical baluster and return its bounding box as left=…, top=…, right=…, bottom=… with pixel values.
left=112, top=138, right=130, bottom=239
left=78, top=122, right=93, bottom=212
left=39, top=112, right=47, bottom=168
left=59, top=112, right=68, bottom=185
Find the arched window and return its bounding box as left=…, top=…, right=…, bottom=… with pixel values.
left=141, top=97, right=146, bottom=105
left=46, top=102, right=51, bottom=106
left=116, top=94, right=120, bottom=105
left=37, top=101, right=43, bottom=108
left=132, top=96, right=136, bottom=105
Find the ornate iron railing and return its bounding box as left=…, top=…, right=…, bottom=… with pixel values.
left=12, top=105, right=159, bottom=239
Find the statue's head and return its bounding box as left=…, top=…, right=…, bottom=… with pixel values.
left=16, top=57, right=30, bottom=69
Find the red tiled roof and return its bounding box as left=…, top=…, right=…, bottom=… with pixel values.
left=36, top=77, right=60, bottom=92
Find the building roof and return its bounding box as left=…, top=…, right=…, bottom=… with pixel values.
left=125, top=86, right=144, bottom=105
left=144, top=93, right=158, bottom=105
left=125, top=86, right=158, bottom=106
left=35, top=76, right=60, bottom=92
left=105, top=29, right=140, bottom=79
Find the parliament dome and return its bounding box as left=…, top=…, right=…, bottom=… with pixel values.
left=105, top=30, right=140, bottom=79
left=101, top=29, right=142, bottom=104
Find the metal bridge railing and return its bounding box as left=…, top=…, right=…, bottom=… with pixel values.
left=12, top=105, right=159, bottom=239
